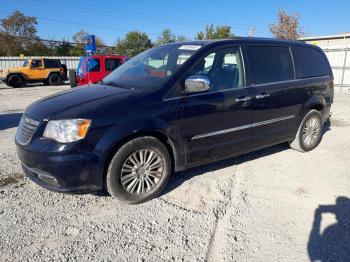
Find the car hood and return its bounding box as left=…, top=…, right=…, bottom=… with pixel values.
left=25, top=84, right=142, bottom=121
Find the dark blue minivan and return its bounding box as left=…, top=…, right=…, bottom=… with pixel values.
left=15, top=38, right=334, bottom=203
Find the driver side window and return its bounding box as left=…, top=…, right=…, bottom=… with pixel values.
left=188, top=47, right=244, bottom=91
left=31, top=59, right=42, bottom=68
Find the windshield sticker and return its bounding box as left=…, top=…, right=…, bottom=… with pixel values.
left=178, top=45, right=201, bottom=51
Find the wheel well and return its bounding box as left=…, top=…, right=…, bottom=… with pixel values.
left=310, top=104, right=324, bottom=112
left=8, top=73, right=25, bottom=81
left=48, top=72, right=61, bottom=78
left=102, top=131, right=176, bottom=187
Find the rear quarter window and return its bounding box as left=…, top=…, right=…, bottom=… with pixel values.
left=246, top=46, right=294, bottom=84
left=292, top=46, right=330, bottom=79
left=44, top=59, right=61, bottom=68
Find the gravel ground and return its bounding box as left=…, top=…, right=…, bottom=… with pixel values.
left=0, top=84, right=350, bottom=261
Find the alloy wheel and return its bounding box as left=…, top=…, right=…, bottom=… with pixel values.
left=302, top=116, right=321, bottom=146
left=120, top=149, right=163, bottom=195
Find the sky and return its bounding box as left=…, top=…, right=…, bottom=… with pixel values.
left=0, top=0, right=350, bottom=45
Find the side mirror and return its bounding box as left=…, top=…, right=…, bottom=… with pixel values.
left=184, top=75, right=211, bottom=93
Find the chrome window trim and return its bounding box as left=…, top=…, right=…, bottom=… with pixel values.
left=163, top=75, right=331, bottom=102
left=191, top=115, right=295, bottom=140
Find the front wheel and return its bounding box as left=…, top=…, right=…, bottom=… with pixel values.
left=289, top=109, right=323, bottom=152
left=7, top=74, right=24, bottom=88
left=106, top=137, right=172, bottom=204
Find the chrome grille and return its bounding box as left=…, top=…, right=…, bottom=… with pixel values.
left=15, top=116, right=40, bottom=145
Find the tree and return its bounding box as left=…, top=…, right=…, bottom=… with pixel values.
left=0, top=10, right=45, bottom=55
left=196, top=25, right=235, bottom=40
left=115, top=31, right=153, bottom=57
left=156, top=29, right=176, bottom=45
left=270, top=9, right=305, bottom=40
left=155, top=29, right=190, bottom=46
left=176, top=35, right=189, bottom=42
left=69, top=30, right=106, bottom=56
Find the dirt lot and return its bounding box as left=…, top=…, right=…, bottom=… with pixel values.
left=0, top=84, right=349, bottom=261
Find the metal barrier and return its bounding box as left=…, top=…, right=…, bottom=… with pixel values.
left=0, top=56, right=80, bottom=71
left=323, top=48, right=350, bottom=92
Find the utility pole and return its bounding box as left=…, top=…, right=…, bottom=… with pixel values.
left=247, top=27, right=256, bottom=37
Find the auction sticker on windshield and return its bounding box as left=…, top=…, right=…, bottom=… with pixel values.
left=178, top=45, right=201, bottom=51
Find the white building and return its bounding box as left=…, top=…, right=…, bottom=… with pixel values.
left=300, top=33, right=350, bottom=91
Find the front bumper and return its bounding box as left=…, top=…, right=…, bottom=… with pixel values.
left=16, top=139, right=104, bottom=193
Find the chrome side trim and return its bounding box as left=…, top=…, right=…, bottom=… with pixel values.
left=191, top=115, right=295, bottom=140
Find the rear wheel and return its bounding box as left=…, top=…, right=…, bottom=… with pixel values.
left=7, top=74, right=24, bottom=88
left=289, top=109, right=323, bottom=152
left=106, top=136, right=172, bottom=204
left=48, top=73, right=62, bottom=86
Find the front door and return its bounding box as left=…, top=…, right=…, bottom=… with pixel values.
left=181, top=46, right=253, bottom=165
left=27, top=59, right=46, bottom=80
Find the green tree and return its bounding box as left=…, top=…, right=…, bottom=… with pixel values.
left=176, top=35, right=190, bottom=42
left=156, top=29, right=176, bottom=45
left=53, top=39, right=74, bottom=56
left=270, top=9, right=305, bottom=40
left=115, top=31, right=153, bottom=57
left=0, top=10, right=47, bottom=55
left=69, top=30, right=106, bottom=56
left=196, top=25, right=235, bottom=40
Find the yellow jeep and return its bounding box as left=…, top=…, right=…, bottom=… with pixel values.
left=1, top=58, right=67, bottom=88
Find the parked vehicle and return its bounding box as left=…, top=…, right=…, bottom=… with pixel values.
left=15, top=38, right=334, bottom=203
left=69, top=55, right=128, bottom=87
left=1, top=58, right=67, bottom=88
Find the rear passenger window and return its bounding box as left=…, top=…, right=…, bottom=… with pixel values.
left=293, top=46, right=330, bottom=78
left=105, top=59, right=121, bottom=71
left=247, top=46, right=294, bottom=84
left=44, top=59, right=60, bottom=68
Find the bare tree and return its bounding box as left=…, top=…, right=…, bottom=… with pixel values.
left=270, top=9, right=305, bottom=40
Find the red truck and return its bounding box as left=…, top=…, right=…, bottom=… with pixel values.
left=69, top=55, right=128, bottom=87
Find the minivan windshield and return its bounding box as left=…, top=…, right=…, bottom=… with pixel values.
left=103, top=44, right=202, bottom=90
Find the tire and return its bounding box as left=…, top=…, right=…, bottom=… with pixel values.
left=106, top=136, right=172, bottom=204
left=289, top=109, right=323, bottom=152
left=61, top=64, right=67, bottom=78
left=69, top=70, right=77, bottom=88
left=48, top=73, right=62, bottom=86
left=7, top=74, right=24, bottom=88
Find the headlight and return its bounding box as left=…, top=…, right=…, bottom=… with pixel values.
left=43, top=119, right=91, bottom=143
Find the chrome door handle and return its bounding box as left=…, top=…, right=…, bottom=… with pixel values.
left=255, top=93, right=270, bottom=99
left=235, top=96, right=252, bottom=102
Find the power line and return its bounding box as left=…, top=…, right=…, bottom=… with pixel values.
left=22, top=0, right=256, bottom=29
left=247, top=27, right=256, bottom=37
left=7, top=0, right=270, bottom=34
left=0, top=11, right=158, bottom=37
left=0, top=35, right=115, bottom=49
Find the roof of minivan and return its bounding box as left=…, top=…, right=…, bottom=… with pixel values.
left=165, top=37, right=310, bottom=47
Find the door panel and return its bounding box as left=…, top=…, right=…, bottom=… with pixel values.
left=182, top=88, right=253, bottom=164
left=251, top=81, right=306, bottom=148
left=179, top=46, right=253, bottom=164
left=27, top=59, right=46, bottom=79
